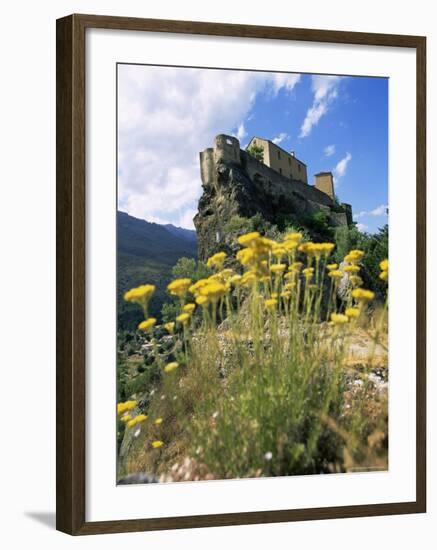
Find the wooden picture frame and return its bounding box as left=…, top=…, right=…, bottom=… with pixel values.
left=56, top=13, right=426, bottom=535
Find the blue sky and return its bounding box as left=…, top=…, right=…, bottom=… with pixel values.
left=118, top=65, right=388, bottom=233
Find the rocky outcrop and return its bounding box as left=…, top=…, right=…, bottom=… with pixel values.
left=194, top=134, right=352, bottom=261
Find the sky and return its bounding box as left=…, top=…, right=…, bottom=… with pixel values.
left=118, top=64, right=388, bottom=234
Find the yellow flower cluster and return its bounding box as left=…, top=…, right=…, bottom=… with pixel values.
left=207, top=251, right=227, bottom=269
left=331, top=313, right=349, bottom=325
left=168, top=278, right=192, bottom=298
left=127, top=414, right=148, bottom=428
left=380, top=259, right=389, bottom=282
left=164, top=362, right=179, bottom=373
left=299, top=242, right=335, bottom=259
left=117, top=400, right=137, bottom=415
left=124, top=284, right=155, bottom=305
left=351, top=288, right=375, bottom=303
left=138, top=318, right=156, bottom=332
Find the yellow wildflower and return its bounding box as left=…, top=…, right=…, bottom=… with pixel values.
left=238, top=231, right=260, bottom=248
left=265, top=298, right=278, bottom=310
left=290, top=262, right=303, bottom=271
left=124, top=284, right=155, bottom=304
left=189, top=279, right=209, bottom=296
left=328, top=270, right=343, bottom=279
left=284, top=232, right=303, bottom=243
left=164, top=322, right=175, bottom=334
left=236, top=247, right=256, bottom=267
left=352, top=288, right=375, bottom=302
left=167, top=278, right=192, bottom=297
left=152, top=440, right=164, bottom=449
left=270, top=263, right=286, bottom=275
left=183, top=303, right=196, bottom=314
left=345, top=307, right=360, bottom=318
left=120, top=414, right=132, bottom=423
left=199, top=281, right=227, bottom=303
left=138, top=318, right=156, bottom=332
left=344, top=250, right=364, bottom=264
left=343, top=265, right=360, bottom=273
left=154, top=417, right=163, bottom=425
left=379, top=259, right=388, bottom=283
left=176, top=312, right=191, bottom=325
left=241, top=271, right=256, bottom=286
left=230, top=274, right=242, bottom=286
left=281, top=291, right=292, bottom=300
left=207, top=251, right=227, bottom=269
left=272, top=245, right=287, bottom=259
left=380, top=259, right=389, bottom=272
left=284, top=282, right=296, bottom=291
left=327, top=263, right=338, bottom=271
left=302, top=267, right=314, bottom=279
left=298, top=242, right=315, bottom=255
left=321, top=243, right=335, bottom=255
left=127, top=414, right=147, bottom=428
left=164, top=362, right=179, bottom=373
left=196, top=295, right=209, bottom=307
left=117, top=400, right=137, bottom=415
left=283, top=239, right=298, bottom=252
left=331, top=313, right=349, bottom=325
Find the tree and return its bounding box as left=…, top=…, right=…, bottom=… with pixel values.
left=247, top=144, right=264, bottom=162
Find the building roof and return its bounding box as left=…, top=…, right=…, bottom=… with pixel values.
left=314, top=171, right=333, bottom=177
left=246, top=136, right=307, bottom=167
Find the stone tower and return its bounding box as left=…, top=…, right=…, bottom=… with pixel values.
left=314, top=172, right=335, bottom=200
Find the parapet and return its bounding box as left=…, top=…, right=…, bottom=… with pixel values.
left=214, top=134, right=241, bottom=164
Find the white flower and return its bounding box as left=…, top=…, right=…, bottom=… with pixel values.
left=212, top=411, right=219, bottom=419
left=264, top=451, right=273, bottom=461
left=134, top=429, right=141, bottom=438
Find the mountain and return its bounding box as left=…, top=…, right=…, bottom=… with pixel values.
left=117, top=211, right=197, bottom=330
left=163, top=224, right=197, bottom=243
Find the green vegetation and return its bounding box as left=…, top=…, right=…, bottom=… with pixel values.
left=118, top=231, right=388, bottom=480
left=334, top=224, right=388, bottom=297
left=247, top=143, right=264, bottom=162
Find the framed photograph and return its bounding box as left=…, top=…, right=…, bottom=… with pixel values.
left=56, top=14, right=426, bottom=535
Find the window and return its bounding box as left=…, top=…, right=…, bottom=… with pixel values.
left=279, top=168, right=282, bottom=174
left=298, top=164, right=301, bottom=172
left=277, top=151, right=281, bottom=159
left=288, top=157, right=291, bottom=166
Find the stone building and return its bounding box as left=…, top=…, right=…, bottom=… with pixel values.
left=246, top=136, right=308, bottom=184
left=195, top=134, right=353, bottom=261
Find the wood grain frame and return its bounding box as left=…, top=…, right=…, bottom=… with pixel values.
left=56, top=13, right=426, bottom=535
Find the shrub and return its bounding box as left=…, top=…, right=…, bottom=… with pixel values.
left=119, top=231, right=388, bottom=480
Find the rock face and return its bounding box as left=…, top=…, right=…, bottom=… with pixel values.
left=194, top=134, right=352, bottom=261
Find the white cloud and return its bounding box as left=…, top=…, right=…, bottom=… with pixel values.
left=233, top=123, right=247, bottom=141
left=354, top=204, right=388, bottom=220
left=270, top=73, right=301, bottom=95
left=118, top=65, right=301, bottom=229
left=369, top=204, right=388, bottom=216
left=299, top=75, right=342, bottom=138
left=272, top=132, right=289, bottom=145
left=324, top=144, right=336, bottom=157
left=356, top=223, right=369, bottom=233
left=333, top=152, right=352, bottom=182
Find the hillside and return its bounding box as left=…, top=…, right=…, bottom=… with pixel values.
left=117, top=211, right=197, bottom=330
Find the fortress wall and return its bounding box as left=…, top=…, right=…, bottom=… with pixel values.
left=241, top=150, right=335, bottom=209
left=200, top=148, right=215, bottom=186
